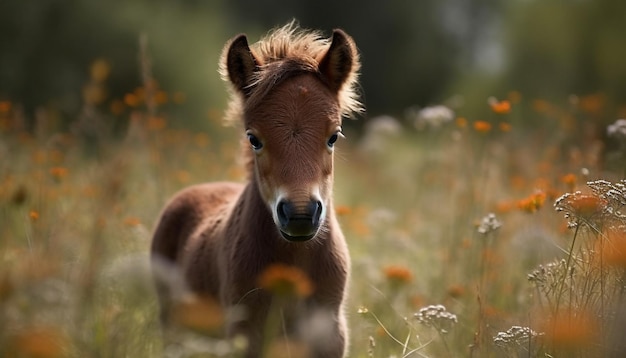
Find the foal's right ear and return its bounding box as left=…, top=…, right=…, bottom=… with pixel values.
left=224, top=34, right=260, bottom=97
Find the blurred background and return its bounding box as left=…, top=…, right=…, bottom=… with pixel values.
left=2, top=0, right=625, bottom=132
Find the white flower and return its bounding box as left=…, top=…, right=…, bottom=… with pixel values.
left=477, top=213, right=502, bottom=235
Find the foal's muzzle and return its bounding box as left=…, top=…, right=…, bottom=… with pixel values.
left=276, top=199, right=323, bottom=241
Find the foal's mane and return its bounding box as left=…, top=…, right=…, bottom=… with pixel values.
left=220, top=21, right=362, bottom=126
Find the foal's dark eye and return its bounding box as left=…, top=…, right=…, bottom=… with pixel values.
left=247, top=133, right=263, bottom=150
left=327, top=133, right=340, bottom=148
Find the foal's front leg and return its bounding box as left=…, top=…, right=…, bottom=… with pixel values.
left=297, top=304, right=347, bottom=358
left=225, top=293, right=271, bottom=358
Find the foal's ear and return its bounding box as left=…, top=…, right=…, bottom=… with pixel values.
left=318, top=29, right=358, bottom=93
left=224, top=34, right=260, bottom=97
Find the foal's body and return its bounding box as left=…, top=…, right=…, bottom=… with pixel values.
left=151, top=23, right=361, bottom=357
left=154, top=181, right=349, bottom=355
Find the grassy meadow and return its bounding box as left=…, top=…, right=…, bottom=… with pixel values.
left=2, top=60, right=626, bottom=357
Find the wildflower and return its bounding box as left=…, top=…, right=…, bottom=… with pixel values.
left=488, top=97, right=511, bottom=114
left=49, top=167, right=68, bottom=181
left=90, top=58, right=111, bottom=83
left=411, top=105, right=454, bottom=130
left=554, top=191, right=606, bottom=228
left=607, top=119, right=626, bottom=140
left=123, top=216, right=141, bottom=227
left=600, top=229, right=626, bottom=269
left=518, top=191, right=547, bottom=213
left=154, top=90, right=169, bottom=105
left=147, top=116, right=167, bottom=131
left=455, top=117, right=468, bottom=128
left=507, top=91, right=522, bottom=103
left=446, top=284, right=465, bottom=299
left=383, top=265, right=413, bottom=284
left=545, top=310, right=598, bottom=350
left=176, top=170, right=191, bottom=184
left=498, top=122, right=512, bottom=132
left=414, top=304, right=458, bottom=334
left=368, top=335, right=376, bottom=357
left=532, top=99, right=552, bottom=114
left=477, top=213, right=502, bottom=235
left=493, top=326, right=543, bottom=348
left=578, top=93, right=605, bottom=115
left=124, top=93, right=141, bottom=107
left=257, top=264, right=314, bottom=297
left=10, top=325, right=69, bottom=358
left=561, top=173, right=577, bottom=189
left=335, top=205, right=352, bottom=216
left=527, top=259, right=572, bottom=294
left=110, top=99, right=125, bottom=116
left=172, top=294, right=224, bottom=332
left=473, top=120, right=492, bottom=133
left=29, top=210, right=40, bottom=221
left=0, top=100, right=11, bottom=113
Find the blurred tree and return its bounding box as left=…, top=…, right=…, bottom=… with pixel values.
left=501, top=0, right=626, bottom=103
left=223, top=0, right=489, bottom=117
left=0, top=0, right=230, bottom=131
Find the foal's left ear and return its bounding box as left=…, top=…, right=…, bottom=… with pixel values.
left=318, top=29, right=358, bottom=93
left=224, top=34, right=260, bottom=97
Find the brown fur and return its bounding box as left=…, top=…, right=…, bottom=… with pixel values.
left=151, top=22, right=361, bottom=358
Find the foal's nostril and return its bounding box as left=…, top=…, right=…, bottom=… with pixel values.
left=309, top=200, right=323, bottom=228
left=276, top=200, right=293, bottom=228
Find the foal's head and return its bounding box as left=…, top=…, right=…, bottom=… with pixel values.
left=220, top=23, right=361, bottom=242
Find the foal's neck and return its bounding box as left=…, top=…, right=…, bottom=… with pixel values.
left=240, top=176, right=330, bottom=262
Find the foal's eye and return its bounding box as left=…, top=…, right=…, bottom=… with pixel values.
left=247, top=133, right=263, bottom=151
left=327, top=132, right=342, bottom=148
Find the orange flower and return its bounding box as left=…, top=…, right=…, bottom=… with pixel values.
left=446, top=284, right=465, bottom=299
left=489, top=99, right=511, bottom=114
left=455, top=117, right=468, bottom=128
left=147, top=116, right=167, bottom=131
left=517, top=191, right=547, bottom=213
left=578, top=93, right=605, bottom=115
left=545, top=310, right=598, bottom=350
left=473, top=120, right=492, bottom=133
left=335, top=205, right=352, bottom=216
left=0, top=100, right=11, bottom=113
left=570, top=195, right=605, bottom=219
left=600, top=230, right=626, bottom=268
left=154, top=90, right=169, bottom=105
left=123, top=216, right=141, bottom=227
left=110, top=99, right=125, bottom=116
left=123, top=93, right=141, bottom=107
left=10, top=325, right=69, bottom=358
left=258, top=264, right=314, bottom=297
left=90, top=58, right=111, bottom=83
left=383, top=265, right=413, bottom=284
left=173, top=294, right=224, bottom=332
left=532, top=99, right=552, bottom=114
left=561, top=173, right=576, bottom=188
left=507, top=91, right=522, bottom=103
left=495, top=200, right=515, bottom=214
left=29, top=210, right=40, bottom=221
left=498, top=122, right=512, bottom=132
left=49, top=167, right=68, bottom=181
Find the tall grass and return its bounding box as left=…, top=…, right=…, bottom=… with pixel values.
left=1, top=59, right=626, bottom=357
